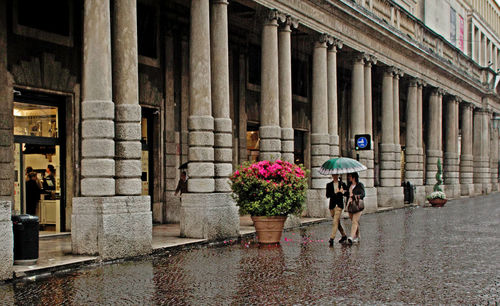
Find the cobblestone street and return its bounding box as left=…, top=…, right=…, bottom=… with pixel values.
left=1, top=194, right=499, bottom=305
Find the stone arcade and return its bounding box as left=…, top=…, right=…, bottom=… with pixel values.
left=0, top=0, right=499, bottom=280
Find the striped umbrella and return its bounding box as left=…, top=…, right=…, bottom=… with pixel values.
left=319, top=157, right=367, bottom=175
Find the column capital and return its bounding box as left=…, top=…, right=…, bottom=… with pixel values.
left=385, top=66, right=403, bottom=77
left=451, top=96, right=462, bottom=104
left=431, top=87, right=445, bottom=96
left=212, top=0, right=229, bottom=5
left=313, top=33, right=330, bottom=48
left=261, top=8, right=286, bottom=25
left=408, top=78, right=419, bottom=87
left=363, top=54, right=377, bottom=66
left=461, top=101, right=475, bottom=109
left=279, top=15, right=299, bottom=31
left=474, top=107, right=490, bottom=114
left=350, top=52, right=365, bottom=65
left=328, top=37, right=343, bottom=51
left=417, top=78, right=427, bottom=87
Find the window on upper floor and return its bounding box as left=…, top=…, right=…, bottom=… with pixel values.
left=13, top=0, right=73, bottom=46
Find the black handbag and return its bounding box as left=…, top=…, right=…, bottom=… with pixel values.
left=347, top=195, right=365, bottom=213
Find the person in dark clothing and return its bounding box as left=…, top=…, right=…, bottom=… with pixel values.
left=345, top=172, right=365, bottom=244
left=326, top=174, right=348, bottom=246
left=26, top=172, right=41, bottom=215
left=42, top=164, right=56, bottom=192
left=174, top=171, right=188, bottom=196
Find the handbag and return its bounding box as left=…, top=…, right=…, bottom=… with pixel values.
left=347, top=195, right=365, bottom=213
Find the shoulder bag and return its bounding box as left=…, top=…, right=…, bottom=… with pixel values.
left=347, top=195, right=365, bottom=213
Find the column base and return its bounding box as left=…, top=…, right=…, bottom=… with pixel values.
left=492, top=182, right=499, bottom=192
left=284, top=214, right=302, bottom=229
left=460, top=184, right=475, bottom=196
left=444, top=184, right=461, bottom=199
left=474, top=183, right=491, bottom=195
left=377, top=186, right=404, bottom=208
left=180, top=192, right=239, bottom=240
left=0, top=201, right=13, bottom=281
left=363, top=187, right=378, bottom=213
left=152, top=201, right=163, bottom=223
left=415, top=186, right=426, bottom=205
left=165, top=193, right=181, bottom=223
left=305, top=189, right=330, bottom=218
left=72, top=196, right=152, bottom=260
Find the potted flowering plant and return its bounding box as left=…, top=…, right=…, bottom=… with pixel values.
left=426, top=159, right=448, bottom=207
left=229, top=160, right=308, bottom=243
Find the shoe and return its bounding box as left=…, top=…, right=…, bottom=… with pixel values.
left=347, top=237, right=353, bottom=245
left=352, top=237, right=359, bottom=243
left=339, top=236, right=347, bottom=244
left=328, top=238, right=334, bottom=246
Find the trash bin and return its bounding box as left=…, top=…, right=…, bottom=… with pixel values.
left=403, top=182, right=415, bottom=204
left=12, top=214, right=39, bottom=265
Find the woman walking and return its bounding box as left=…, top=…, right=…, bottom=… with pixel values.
left=326, top=174, right=348, bottom=246
left=345, top=172, right=365, bottom=244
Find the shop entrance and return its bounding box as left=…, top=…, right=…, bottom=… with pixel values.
left=141, top=108, right=154, bottom=198
left=13, top=91, right=66, bottom=233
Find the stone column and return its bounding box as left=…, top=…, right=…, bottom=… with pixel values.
left=361, top=55, right=377, bottom=190
left=404, top=79, right=419, bottom=189
left=181, top=0, right=238, bottom=240
left=364, top=55, right=376, bottom=138
left=490, top=122, right=499, bottom=192
left=425, top=89, right=444, bottom=190
left=416, top=80, right=425, bottom=200
left=113, top=0, right=142, bottom=196
left=378, top=67, right=403, bottom=207
left=328, top=39, right=342, bottom=158
left=259, top=10, right=281, bottom=161
left=80, top=0, right=115, bottom=198
left=278, top=17, right=297, bottom=163
left=473, top=108, right=491, bottom=194
left=307, top=34, right=330, bottom=218
left=164, top=34, right=180, bottom=223
left=72, top=0, right=152, bottom=260
left=349, top=54, right=365, bottom=148
left=0, top=0, right=13, bottom=280
left=379, top=68, right=394, bottom=187
left=392, top=69, right=403, bottom=187
left=443, top=97, right=460, bottom=198
left=460, top=103, right=474, bottom=196
left=361, top=55, right=377, bottom=210
left=211, top=0, right=232, bottom=192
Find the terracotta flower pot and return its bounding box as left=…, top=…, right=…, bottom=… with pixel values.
left=251, top=216, right=287, bottom=244
left=429, top=198, right=447, bottom=207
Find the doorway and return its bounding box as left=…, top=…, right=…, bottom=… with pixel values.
left=13, top=91, right=66, bottom=233
left=141, top=108, right=155, bottom=199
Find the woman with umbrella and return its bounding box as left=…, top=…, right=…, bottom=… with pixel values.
left=345, top=172, right=365, bottom=244
left=320, top=157, right=366, bottom=245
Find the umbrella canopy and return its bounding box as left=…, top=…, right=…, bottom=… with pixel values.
left=319, top=157, right=367, bottom=175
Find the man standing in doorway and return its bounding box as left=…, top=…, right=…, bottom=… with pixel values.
left=174, top=171, right=188, bottom=196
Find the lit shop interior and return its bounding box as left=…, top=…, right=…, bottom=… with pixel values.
left=13, top=100, right=64, bottom=233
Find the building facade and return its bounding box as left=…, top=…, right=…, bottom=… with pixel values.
left=0, top=0, right=499, bottom=280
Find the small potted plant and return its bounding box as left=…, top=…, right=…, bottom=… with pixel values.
left=426, top=159, right=448, bottom=207
left=229, top=160, right=308, bottom=243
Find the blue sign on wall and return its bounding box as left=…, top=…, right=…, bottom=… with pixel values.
left=354, top=134, right=371, bottom=151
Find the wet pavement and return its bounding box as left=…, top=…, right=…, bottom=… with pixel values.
left=1, top=194, right=499, bottom=305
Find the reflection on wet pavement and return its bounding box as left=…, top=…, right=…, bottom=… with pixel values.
left=1, top=194, right=499, bottom=304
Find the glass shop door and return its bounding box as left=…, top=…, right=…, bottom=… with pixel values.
left=13, top=92, right=66, bottom=233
